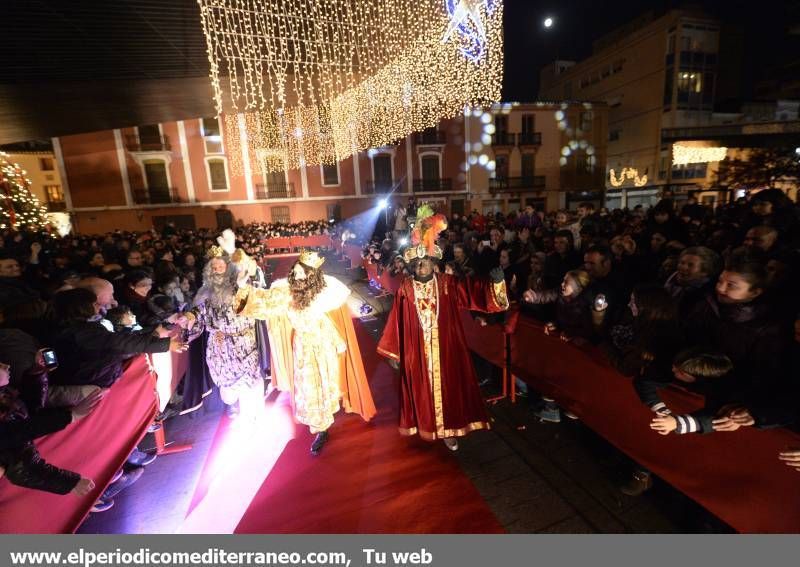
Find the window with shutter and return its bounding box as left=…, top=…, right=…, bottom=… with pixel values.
left=271, top=206, right=291, bottom=223
left=208, top=159, right=228, bottom=191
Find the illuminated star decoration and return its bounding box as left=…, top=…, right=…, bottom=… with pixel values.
left=442, top=0, right=499, bottom=62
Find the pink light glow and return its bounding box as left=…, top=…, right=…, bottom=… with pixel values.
left=178, top=391, right=297, bottom=533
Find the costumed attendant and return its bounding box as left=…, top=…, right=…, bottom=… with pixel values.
left=233, top=250, right=375, bottom=455
left=184, top=231, right=264, bottom=422
left=378, top=205, right=509, bottom=451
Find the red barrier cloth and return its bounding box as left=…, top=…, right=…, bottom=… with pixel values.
left=290, top=235, right=331, bottom=249
left=379, top=271, right=403, bottom=295
left=265, top=237, right=292, bottom=250
left=365, top=263, right=380, bottom=286
left=343, top=244, right=363, bottom=270
left=459, top=310, right=506, bottom=369
left=0, top=356, right=158, bottom=533
left=506, top=315, right=800, bottom=533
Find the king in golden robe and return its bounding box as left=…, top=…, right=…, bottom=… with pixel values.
left=233, top=250, right=375, bottom=455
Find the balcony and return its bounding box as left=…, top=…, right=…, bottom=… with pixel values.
left=413, top=178, right=453, bottom=192
left=126, top=135, right=171, bottom=152
left=489, top=176, right=546, bottom=193
left=132, top=187, right=179, bottom=205
left=491, top=132, right=517, bottom=147
left=255, top=182, right=295, bottom=199
left=517, top=132, right=542, bottom=147
left=413, top=130, right=447, bottom=145
left=46, top=200, right=67, bottom=212
left=363, top=180, right=396, bottom=194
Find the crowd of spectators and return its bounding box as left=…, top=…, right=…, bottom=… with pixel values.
left=0, top=218, right=336, bottom=511
left=2, top=188, right=800, bottom=512
left=362, top=189, right=800, bottom=494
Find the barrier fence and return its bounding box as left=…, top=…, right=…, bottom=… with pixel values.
left=0, top=352, right=190, bottom=534
left=461, top=309, right=800, bottom=534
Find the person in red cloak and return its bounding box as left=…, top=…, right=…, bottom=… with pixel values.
left=377, top=209, right=508, bottom=451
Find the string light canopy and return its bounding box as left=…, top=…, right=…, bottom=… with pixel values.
left=198, top=0, right=504, bottom=174
left=672, top=144, right=728, bottom=166
left=0, top=152, right=50, bottom=231
left=609, top=167, right=648, bottom=188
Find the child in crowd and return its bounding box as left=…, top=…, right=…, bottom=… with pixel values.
left=622, top=348, right=735, bottom=496
left=105, top=306, right=142, bottom=334
left=643, top=348, right=734, bottom=435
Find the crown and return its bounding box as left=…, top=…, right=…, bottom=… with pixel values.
left=298, top=249, right=325, bottom=269
left=206, top=245, right=226, bottom=259
left=403, top=243, right=443, bottom=263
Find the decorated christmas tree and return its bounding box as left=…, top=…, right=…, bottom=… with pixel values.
left=0, top=151, right=50, bottom=231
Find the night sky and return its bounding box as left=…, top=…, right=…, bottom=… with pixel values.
left=502, top=0, right=800, bottom=101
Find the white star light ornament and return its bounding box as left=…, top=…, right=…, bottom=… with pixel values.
left=442, top=0, right=488, bottom=45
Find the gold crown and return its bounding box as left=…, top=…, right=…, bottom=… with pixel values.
left=206, top=245, right=226, bottom=259
left=403, top=244, right=443, bottom=263
left=298, top=249, right=325, bottom=269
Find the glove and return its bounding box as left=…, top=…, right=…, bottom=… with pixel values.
left=217, top=229, right=237, bottom=255
left=489, top=267, right=505, bottom=284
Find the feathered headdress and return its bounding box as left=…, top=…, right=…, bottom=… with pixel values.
left=403, top=203, right=448, bottom=262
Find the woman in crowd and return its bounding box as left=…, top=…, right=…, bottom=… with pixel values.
left=604, top=284, right=683, bottom=383
left=663, top=246, right=721, bottom=316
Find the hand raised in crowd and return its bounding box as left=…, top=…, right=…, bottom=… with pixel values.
left=559, top=331, right=571, bottom=343
left=778, top=449, right=800, bottom=471
left=169, top=337, right=189, bottom=353
left=167, top=313, right=188, bottom=328
left=71, top=477, right=96, bottom=497
left=543, top=322, right=557, bottom=336
left=30, top=241, right=42, bottom=256
left=650, top=415, right=678, bottom=435
left=71, top=388, right=108, bottom=421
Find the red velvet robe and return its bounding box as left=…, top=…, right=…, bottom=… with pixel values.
left=378, top=273, right=508, bottom=440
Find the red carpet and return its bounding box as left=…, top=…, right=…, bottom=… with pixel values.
left=233, top=320, right=504, bottom=533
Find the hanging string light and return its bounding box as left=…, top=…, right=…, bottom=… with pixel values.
left=0, top=151, right=50, bottom=231
left=609, top=167, right=648, bottom=188
left=672, top=144, right=728, bottom=166
left=198, top=0, right=504, bottom=174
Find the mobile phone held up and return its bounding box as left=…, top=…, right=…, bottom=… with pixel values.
left=593, top=294, right=608, bottom=311
left=40, top=348, right=58, bottom=370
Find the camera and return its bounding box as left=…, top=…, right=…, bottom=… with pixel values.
left=40, top=348, right=58, bottom=370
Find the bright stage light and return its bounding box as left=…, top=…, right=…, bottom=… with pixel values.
left=543, top=17, right=554, bottom=28
left=378, top=198, right=389, bottom=210
left=399, top=237, right=409, bottom=245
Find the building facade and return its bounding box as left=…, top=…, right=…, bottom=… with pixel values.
left=39, top=102, right=606, bottom=233
left=539, top=8, right=725, bottom=208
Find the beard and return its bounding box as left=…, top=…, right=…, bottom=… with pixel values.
left=199, top=271, right=235, bottom=309
left=288, top=266, right=325, bottom=309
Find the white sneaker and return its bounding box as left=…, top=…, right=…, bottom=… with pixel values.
left=443, top=438, right=459, bottom=451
